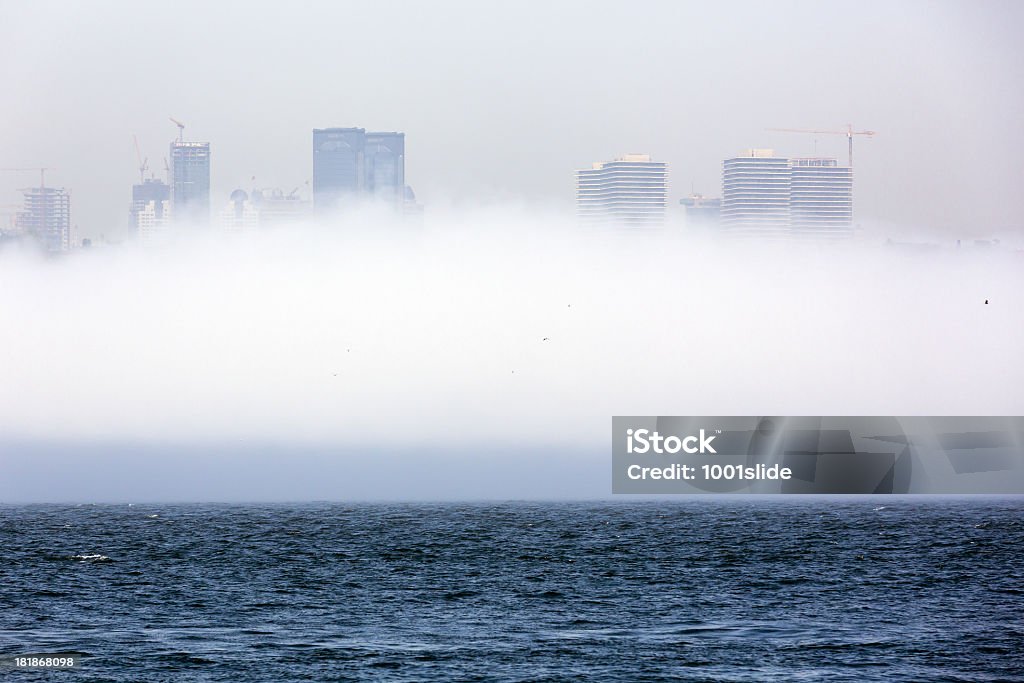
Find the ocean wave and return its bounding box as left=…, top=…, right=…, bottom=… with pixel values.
left=71, top=553, right=112, bottom=562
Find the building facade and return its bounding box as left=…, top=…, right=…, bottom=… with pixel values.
left=313, top=127, right=406, bottom=213
left=721, top=149, right=791, bottom=238
left=130, top=179, right=170, bottom=231
left=576, top=154, right=668, bottom=227
left=365, top=132, right=405, bottom=204
left=170, top=140, right=211, bottom=225
left=721, top=150, right=852, bottom=238
left=17, top=186, right=72, bottom=252
left=137, top=199, right=171, bottom=247
left=788, top=158, right=853, bottom=238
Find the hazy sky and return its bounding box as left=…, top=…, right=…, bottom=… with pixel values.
left=1, top=0, right=1022, bottom=239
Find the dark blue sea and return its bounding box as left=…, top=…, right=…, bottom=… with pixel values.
left=1, top=500, right=1022, bottom=681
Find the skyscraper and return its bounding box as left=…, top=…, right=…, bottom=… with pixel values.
left=170, top=140, right=211, bottom=224
left=721, top=150, right=853, bottom=239
left=313, top=127, right=406, bottom=213
left=17, top=186, right=72, bottom=251
left=365, top=132, right=405, bottom=204
left=721, top=149, right=791, bottom=238
left=575, top=154, right=668, bottom=227
left=312, top=127, right=364, bottom=211
left=788, top=158, right=853, bottom=238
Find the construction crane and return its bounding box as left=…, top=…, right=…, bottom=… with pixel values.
left=132, top=135, right=149, bottom=183
left=169, top=117, right=185, bottom=142
left=766, top=124, right=876, bottom=168
left=1, top=167, right=54, bottom=189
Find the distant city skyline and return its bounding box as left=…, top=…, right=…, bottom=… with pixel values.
left=0, top=126, right=1001, bottom=248
left=1, top=1, right=1022, bottom=240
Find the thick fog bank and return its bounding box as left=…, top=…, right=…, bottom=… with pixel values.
left=2, top=212, right=1022, bottom=450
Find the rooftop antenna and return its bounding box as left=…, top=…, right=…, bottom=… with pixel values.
left=169, top=117, right=185, bottom=142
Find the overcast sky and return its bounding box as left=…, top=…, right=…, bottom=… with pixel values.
left=1, top=0, right=1022, bottom=239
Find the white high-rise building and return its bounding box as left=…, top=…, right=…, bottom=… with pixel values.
left=721, top=149, right=791, bottom=238
left=576, top=154, right=667, bottom=227
left=721, top=150, right=853, bottom=239
left=788, top=158, right=853, bottom=238
left=16, top=186, right=72, bottom=252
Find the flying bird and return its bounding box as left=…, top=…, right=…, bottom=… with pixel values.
left=985, top=300, right=989, bottom=305
left=542, top=337, right=550, bottom=342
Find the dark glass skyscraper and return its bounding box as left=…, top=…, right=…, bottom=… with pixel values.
left=313, top=127, right=405, bottom=213
left=170, top=141, right=211, bottom=225
left=365, top=132, right=405, bottom=204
